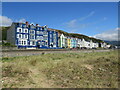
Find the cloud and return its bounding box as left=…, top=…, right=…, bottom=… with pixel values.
left=93, top=28, right=119, bottom=41
left=79, top=11, right=95, bottom=21
left=14, top=18, right=26, bottom=23
left=115, top=27, right=120, bottom=30
left=0, top=16, right=28, bottom=26
left=66, top=19, right=77, bottom=28
left=66, top=20, right=90, bottom=33
left=0, top=16, right=13, bottom=26
left=64, top=11, right=96, bottom=33
left=18, top=18, right=26, bottom=23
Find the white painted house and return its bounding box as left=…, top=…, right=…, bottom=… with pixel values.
left=59, top=33, right=66, bottom=48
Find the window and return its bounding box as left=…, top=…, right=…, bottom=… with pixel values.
left=25, top=34, right=28, bottom=39
left=19, top=34, right=22, bottom=38
left=19, top=29, right=22, bottom=32
left=32, top=35, right=35, bottom=39
left=32, top=31, right=34, bottom=34
left=50, top=34, right=52, bottom=38
left=39, top=36, right=43, bottom=40
left=19, top=41, right=21, bottom=45
left=24, top=41, right=26, bottom=45
left=43, top=31, right=47, bottom=35
left=22, top=41, right=24, bottom=45
left=17, top=34, right=19, bottom=38
left=45, top=42, right=47, bottom=45
left=30, top=30, right=35, bottom=34
left=54, top=38, right=56, bottom=42
left=30, top=35, right=35, bottom=39
left=50, top=38, right=52, bottom=42
left=32, top=41, right=35, bottom=45
left=39, top=31, right=43, bottom=34
left=22, top=34, right=24, bottom=39
left=43, top=36, right=48, bottom=40
left=17, top=28, right=22, bottom=32
left=36, top=36, right=39, bottom=39
left=37, top=31, right=39, bottom=34
left=24, top=29, right=28, bottom=33
left=30, top=41, right=36, bottom=45
left=53, top=42, right=56, bottom=45
left=53, top=33, right=56, bottom=36
left=18, top=40, right=27, bottom=45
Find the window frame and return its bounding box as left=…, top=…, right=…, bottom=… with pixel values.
left=30, top=30, right=35, bottom=34
left=30, top=35, right=35, bottom=39
left=17, top=27, right=22, bottom=33
left=24, top=28, right=28, bottom=33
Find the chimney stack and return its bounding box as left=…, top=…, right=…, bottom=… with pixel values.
left=26, top=21, right=29, bottom=25
left=36, top=24, right=38, bottom=26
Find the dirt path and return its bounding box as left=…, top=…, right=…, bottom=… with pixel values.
left=1, top=49, right=112, bottom=57
left=20, top=67, right=57, bottom=88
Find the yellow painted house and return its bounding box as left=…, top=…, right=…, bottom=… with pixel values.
left=67, top=38, right=71, bottom=48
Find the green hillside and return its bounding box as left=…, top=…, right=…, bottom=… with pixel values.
left=48, top=28, right=104, bottom=43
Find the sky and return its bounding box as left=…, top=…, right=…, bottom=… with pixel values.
left=1, top=2, right=119, bottom=41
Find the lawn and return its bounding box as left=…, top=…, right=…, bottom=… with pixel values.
left=2, top=50, right=119, bottom=88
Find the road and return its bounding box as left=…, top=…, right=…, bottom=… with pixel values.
left=1, top=49, right=113, bottom=57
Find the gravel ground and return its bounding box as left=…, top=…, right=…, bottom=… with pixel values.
left=1, top=49, right=113, bottom=57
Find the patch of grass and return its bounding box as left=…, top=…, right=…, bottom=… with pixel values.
left=2, top=50, right=119, bottom=88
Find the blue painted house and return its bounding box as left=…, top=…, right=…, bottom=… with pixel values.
left=70, top=37, right=77, bottom=48
left=7, top=22, right=59, bottom=49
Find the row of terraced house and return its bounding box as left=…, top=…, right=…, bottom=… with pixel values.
left=7, top=22, right=110, bottom=49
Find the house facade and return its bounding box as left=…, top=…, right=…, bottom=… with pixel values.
left=59, top=34, right=66, bottom=48
left=67, top=37, right=71, bottom=48
left=7, top=22, right=59, bottom=49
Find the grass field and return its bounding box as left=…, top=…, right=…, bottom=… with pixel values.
left=2, top=50, right=119, bottom=88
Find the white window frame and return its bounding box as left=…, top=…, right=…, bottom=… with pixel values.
left=36, top=36, right=39, bottom=39
left=30, top=41, right=36, bottom=46
left=39, top=31, right=43, bottom=34
left=23, top=28, right=28, bottom=33
left=18, top=34, right=22, bottom=38
left=17, top=27, right=22, bottom=33
left=24, top=41, right=26, bottom=45
left=37, top=31, right=39, bottom=34
left=18, top=40, right=21, bottom=45
left=17, top=34, right=19, bottom=38
left=18, top=40, right=27, bottom=45
left=39, top=36, right=43, bottom=40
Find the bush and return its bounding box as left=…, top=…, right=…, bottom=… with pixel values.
left=2, top=42, right=16, bottom=47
